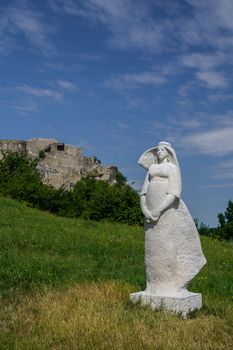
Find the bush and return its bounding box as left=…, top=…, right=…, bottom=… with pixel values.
left=72, top=177, right=143, bottom=225
left=0, top=151, right=44, bottom=202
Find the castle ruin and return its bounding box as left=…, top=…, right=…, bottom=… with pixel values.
left=0, top=138, right=118, bottom=189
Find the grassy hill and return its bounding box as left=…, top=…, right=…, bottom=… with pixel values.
left=0, top=197, right=232, bottom=349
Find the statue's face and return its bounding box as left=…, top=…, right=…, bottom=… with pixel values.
left=157, top=146, right=169, bottom=162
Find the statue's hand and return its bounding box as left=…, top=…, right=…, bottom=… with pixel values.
left=151, top=210, right=161, bottom=222
left=144, top=210, right=160, bottom=223
left=143, top=209, right=154, bottom=223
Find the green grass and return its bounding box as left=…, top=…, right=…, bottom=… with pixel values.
left=0, top=197, right=144, bottom=292
left=0, top=196, right=232, bottom=349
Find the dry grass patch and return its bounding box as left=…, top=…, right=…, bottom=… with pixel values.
left=1, top=282, right=232, bottom=350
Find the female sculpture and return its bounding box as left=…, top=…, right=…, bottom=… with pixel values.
left=130, top=141, right=206, bottom=314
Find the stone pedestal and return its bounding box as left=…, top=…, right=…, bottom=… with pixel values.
left=130, top=290, right=202, bottom=316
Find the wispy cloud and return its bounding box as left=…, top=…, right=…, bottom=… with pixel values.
left=181, top=126, right=233, bottom=156
left=74, top=52, right=104, bottom=61
left=0, top=16, right=20, bottom=55
left=0, top=97, right=39, bottom=114
left=117, top=122, right=129, bottom=129
left=1, top=2, right=55, bottom=56
left=136, top=110, right=233, bottom=157
left=47, top=0, right=233, bottom=98
left=180, top=52, right=229, bottom=89
left=179, top=0, right=233, bottom=51
left=49, top=0, right=166, bottom=52
left=0, top=78, right=78, bottom=115
left=207, top=93, right=233, bottom=103
left=42, top=62, right=82, bottom=72
left=212, top=159, right=233, bottom=179
left=14, top=100, right=39, bottom=114
left=169, top=117, right=202, bottom=130
left=49, top=0, right=233, bottom=55
left=200, top=183, right=233, bottom=189
left=181, top=52, right=226, bottom=71
left=105, top=71, right=167, bottom=90
left=123, top=96, right=149, bottom=111
left=56, top=80, right=77, bottom=91
left=10, top=7, right=55, bottom=54
left=195, top=70, right=228, bottom=88
left=18, top=85, right=63, bottom=102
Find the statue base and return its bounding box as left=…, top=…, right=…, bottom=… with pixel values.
left=130, top=291, right=202, bottom=316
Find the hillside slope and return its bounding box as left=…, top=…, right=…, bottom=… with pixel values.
left=0, top=197, right=232, bottom=349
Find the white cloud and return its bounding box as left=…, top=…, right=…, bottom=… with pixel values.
left=105, top=71, right=167, bottom=90
left=15, top=100, right=39, bottom=114
left=213, top=159, right=233, bottom=179
left=49, top=0, right=233, bottom=55
left=182, top=127, right=233, bottom=156
left=49, top=0, right=165, bottom=52
left=123, top=96, right=148, bottom=111
left=0, top=16, right=20, bottom=55
left=201, top=183, right=233, bottom=188
left=195, top=71, right=228, bottom=88
left=46, top=0, right=233, bottom=107
left=0, top=98, right=39, bottom=114
left=117, top=122, right=128, bottom=129
left=57, top=80, right=77, bottom=90
left=180, top=0, right=233, bottom=51
left=10, top=7, right=55, bottom=54
left=179, top=52, right=230, bottom=91
left=170, top=118, right=202, bottom=130
left=181, top=52, right=226, bottom=70
left=18, top=85, right=63, bottom=101
left=42, top=62, right=82, bottom=72
left=207, top=93, right=233, bottom=103
left=138, top=111, right=233, bottom=156
left=178, top=81, right=196, bottom=97
left=0, top=3, right=55, bottom=56
left=87, top=0, right=165, bottom=51
left=192, top=0, right=233, bottom=31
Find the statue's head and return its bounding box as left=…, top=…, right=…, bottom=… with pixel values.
left=138, top=141, right=179, bottom=170
left=156, top=142, right=171, bottom=163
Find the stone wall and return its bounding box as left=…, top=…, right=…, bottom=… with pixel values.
left=0, top=138, right=117, bottom=189
left=0, top=140, right=26, bottom=160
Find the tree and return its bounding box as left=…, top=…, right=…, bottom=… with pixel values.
left=224, top=200, right=233, bottom=224
left=217, top=201, right=233, bottom=240
left=217, top=213, right=225, bottom=228
left=115, top=170, right=127, bottom=186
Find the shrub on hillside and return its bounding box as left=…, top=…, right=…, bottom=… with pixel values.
left=73, top=177, right=143, bottom=225
left=0, top=151, right=44, bottom=203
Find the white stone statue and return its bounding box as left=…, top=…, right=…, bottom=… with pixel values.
left=130, top=141, right=206, bottom=316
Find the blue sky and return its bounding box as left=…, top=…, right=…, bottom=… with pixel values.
left=1, top=0, right=233, bottom=226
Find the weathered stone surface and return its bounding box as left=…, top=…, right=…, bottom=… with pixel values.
left=0, top=140, right=26, bottom=159
left=0, top=138, right=117, bottom=189
left=130, top=141, right=206, bottom=315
